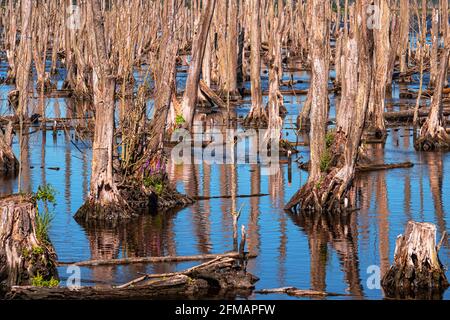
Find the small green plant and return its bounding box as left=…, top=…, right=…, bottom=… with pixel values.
left=143, top=176, right=165, bottom=196
left=31, top=273, right=59, bottom=288
left=32, top=246, right=44, bottom=255
left=325, top=131, right=335, bottom=148
left=35, top=184, right=57, bottom=205
left=175, top=114, right=185, bottom=126
left=33, top=184, right=57, bottom=243
left=320, top=150, right=332, bottom=173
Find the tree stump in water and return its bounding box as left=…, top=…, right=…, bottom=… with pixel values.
left=0, top=122, right=19, bottom=175
left=0, top=195, right=58, bottom=293
left=381, top=221, right=449, bottom=299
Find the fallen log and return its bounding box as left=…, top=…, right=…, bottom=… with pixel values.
left=381, top=221, right=449, bottom=299
left=193, top=193, right=269, bottom=201
left=199, top=80, right=228, bottom=109
left=255, top=287, right=348, bottom=297
left=384, top=108, right=450, bottom=122
left=57, top=251, right=256, bottom=267
left=7, top=256, right=259, bottom=300
left=356, top=162, right=414, bottom=172
left=299, top=161, right=414, bottom=173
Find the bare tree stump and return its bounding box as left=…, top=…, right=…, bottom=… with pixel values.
left=381, top=221, right=449, bottom=299
left=0, top=195, right=58, bottom=293
left=0, top=122, right=19, bottom=175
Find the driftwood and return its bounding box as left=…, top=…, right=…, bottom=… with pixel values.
left=193, top=193, right=269, bottom=201
left=199, top=80, right=227, bottom=109
left=255, top=287, right=348, bottom=298
left=6, top=256, right=259, bottom=300
left=356, top=162, right=414, bottom=172
left=57, top=252, right=256, bottom=267
left=384, top=108, right=450, bottom=123
left=381, top=221, right=449, bottom=299
left=299, top=161, right=414, bottom=173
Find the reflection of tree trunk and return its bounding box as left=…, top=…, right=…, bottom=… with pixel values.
left=65, top=132, right=72, bottom=215
left=375, top=164, right=390, bottom=276
left=424, top=153, right=447, bottom=238
left=289, top=211, right=363, bottom=296
left=247, top=164, right=261, bottom=255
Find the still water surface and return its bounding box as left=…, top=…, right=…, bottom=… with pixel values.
left=0, top=65, right=449, bottom=300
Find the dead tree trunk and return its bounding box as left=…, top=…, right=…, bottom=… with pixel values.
left=365, top=0, right=390, bottom=141
left=4, top=0, right=18, bottom=84
left=267, top=0, right=285, bottom=136
left=381, top=221, right=449, bottom=299
left=430, top=8, right=439, bottom=88
left=75, top=0, right=127, bottom=221
left=286, top=0, right=373, bottom=213
left=285, top=0, right=331, bottom=212
left=398, top=0, right=410, bottom=74
left=415, top=42, right=450, bottom=151
left=244, top=0, right=268, bottom=127
left=0, top=195, right=58, bottom=292
left=15, top=0, right=33, bottom=119
left=181, top=0, right=216, bottom=130
left=0, top=122, right=19, bottom=175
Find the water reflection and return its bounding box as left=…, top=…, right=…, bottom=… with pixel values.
left=288, top=211, right=364, bottom=297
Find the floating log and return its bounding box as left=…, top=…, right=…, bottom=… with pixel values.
left=381, top=221, right=449, bottom=299
left=255, top=287, right=348, bottom=297
left=193, top=193, right=269, bottom=201
left=384, top=108, right=450, bottom=122
left=356, top=162, right=414, bottom=172
left=7, top=256, right=259, bottom=300
left=57, top=251, right=256, bottom=267
left=298, top=161, right=414, bottom=173
left=0, top=194, right=58, bottom=291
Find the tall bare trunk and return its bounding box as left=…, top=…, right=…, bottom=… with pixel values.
left=244, top=0, right=267, bottom=127
left=181, top=0, right=216, bottom=130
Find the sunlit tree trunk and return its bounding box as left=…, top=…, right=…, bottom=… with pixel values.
left=181, top=0, right=216, bottom=130
left=244, top=0, right=267, bottom=127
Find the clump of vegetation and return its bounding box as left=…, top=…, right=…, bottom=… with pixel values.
left=33, top=184, right=57, bottom=243
left=143, top=176, right=165, bottom=196
left=325, top=130, right=335, bottom=148
left=176, top=114, right=185, bottom=126
left=320, top=149, right=332, bottom=173
left=31, top=273, right=59, bottom=288
left=320, top=130, right=336, bottom=173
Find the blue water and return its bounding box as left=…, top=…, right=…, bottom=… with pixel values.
left=1, top=62, right=449, bottom=300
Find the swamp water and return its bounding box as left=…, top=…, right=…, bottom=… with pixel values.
left=0, top=65, right=449, bottom=300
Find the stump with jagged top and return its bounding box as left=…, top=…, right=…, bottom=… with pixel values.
left=0, top=194, right=58, bottom=294
left=381, top=221, right=449, bottom=299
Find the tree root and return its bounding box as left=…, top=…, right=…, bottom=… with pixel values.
left=243, top=108, right=268, bottom=128
left=414, top=125, right=450, bottom=151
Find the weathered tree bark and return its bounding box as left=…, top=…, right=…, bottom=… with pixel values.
left=381, top=221, right=449, bottom=299
left=0, top=122, right=19, bottom=175
left=285, top=0, right=331, bottom=212
left=0, top=195, right=58, bottom=293
left=267, top=0, right=285, bottom=136
left=398, top=0, right=410, bottom=74
left=365, top=0, right=390, bottom=141
left=181, top=0, right=216, bottom=130
left=286, top=0, right=373, bottom=213
left=7, top=256, right=258, bottom=300
left=4, top=0, right=18, bottom=84
left=415, top=41, right=450, bottom=151
left=15, top=0, right=33, bottom=119
left=75, top=0, right=128, bottom=221
left=244, top=0, right=268, bottom=127
left=430, top=8, right=439, bottom=88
